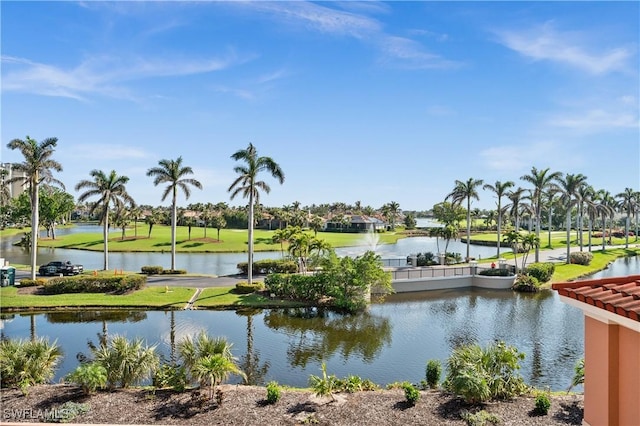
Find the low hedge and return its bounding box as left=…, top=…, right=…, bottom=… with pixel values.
left=478, top=268, right=512, bottom=277
left=18, top=278, right=47, bottom=287
left=161, top=269, right=187, bottom=275
left=235, top=281, right=265, bottom=294
left=42, top=275, right=147, bottom=295
left=264, top=273, right=333, bottom=301
left=237, top=259, right=298, bottom=275
left=141, top=266, right=164, bottom=275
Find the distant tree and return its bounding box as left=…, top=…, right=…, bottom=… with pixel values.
left=75, top=170, right=134, bottom=270
left=446, top=178, right=484, bottom=261
left=616, top=187, right=637, bottom=249
left=211, top=213, right=227, bottom=242
left=556, top=173, right=588, bottom=264
left=520, top=167, right=562, bottom=262
left=483, top=180, right=514, bottom=258
left=228, top=143, right=284, bottom=284
left=309, top=215, right=324, bottom=236
left=6, top=136, right=64, bottom=279
left=147, top=157, right=202, bottom=271
left=404, top=213, right=416, bottom=230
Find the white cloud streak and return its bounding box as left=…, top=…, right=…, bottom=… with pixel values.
left=495, top=22, right=634, bottom=75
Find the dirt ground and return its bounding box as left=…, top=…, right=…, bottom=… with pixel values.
left=1, top=384, right=583, bottom=425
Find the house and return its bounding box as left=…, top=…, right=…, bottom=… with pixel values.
left=552, top=275, right=640, bottom=426
left=324, top=215, right=386, bottom=233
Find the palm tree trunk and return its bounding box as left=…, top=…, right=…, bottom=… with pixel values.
left=625, top=214, right=630, bottom=248
left=534, top=210, right=540, bottom=263
left=601, top=216, right=606, bottom=251
left=547, top=207, right=553, bottom=248
left=588, top=220, right=593, bottom=252
left=248, top=192, right=254, bottom=284
left=565, top=211, right=571, bottom=264
left=496, top=213, right=502, bottom=258
left=465, top=198, right=471, bottom=261
left=171, top=190, right=177, bottom=271
left=30, top=183, right=39, bottom=280
left=103, top=212, right=109, bottom=270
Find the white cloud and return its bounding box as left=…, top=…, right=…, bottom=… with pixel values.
left=479, top=141, right=557, bottom=173
left=69, top=144, right=150, bottom=161
left=549, top=109, right=639, bottom=132
left=1, top=51, right=245, bottom=101
left=378, top=36, right=462, bottom=69
left=495, top=22, right=633, bottom=75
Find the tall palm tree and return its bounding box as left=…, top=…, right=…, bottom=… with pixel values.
left=228, top=143, right=284, bottom=284
left=555, top=173, right=588, bottom=264
left=386, top=201, right=401, bottom=230
left=616, top=187, right=637, bottom=249
left=147, top=157, right=202, bottom=271
left=520, top=167, right=562, bottom=263
left=542, top=188, right=560, bottom=248
left=483, top=180, right=514, bottom=258
left=506, top=187, right=527, bottom=233
left=6, top=136, right=63, bottom=279
left=576, top=185, right=595, bottom=250
left=596, top=190, right=616, bottom=249
left=75, top=170, right=135, bottom=270
left=446, top=177, right=484, bottom=261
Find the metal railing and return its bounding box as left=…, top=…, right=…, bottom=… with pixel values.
left=388, top=264, right=516, bottom=281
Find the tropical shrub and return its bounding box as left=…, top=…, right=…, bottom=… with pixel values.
left=235, top=281, right=265, bottom=294
left=460, top=409, right=500, bottom=426
left=195, top=353, right=246, bottom=400
left=525, top=263, right=555, bottom=283
left=478, top=268, right=512, bottom=277
left=444, top=341, right=528, bottom=404
left=0, top=337, right=63, bottom=394
left=91, top=335, right=159, bottom=389
left=152, top=363, right=188, bottom=391
left=141, top=265, right=163, bottom=275
left=402, top=382, right=420, bottom=405
left=570, top=251, right=593, bottom=265
left=17, top=278, right=46, bottom=287
left=309, top=362, right=339, bottom=401
left=265, top=381, right=281, bottom=404
left=65, top=362, right=107, bottom=395
left=511, top=274, right=540, bottom=292
left=334, top=375, right=378, bottom=392
left=425, top=359, right=442, bottom=389
left=534, top=390, right=551, bottom=415
left=568, top=358, right=584, bottom=392
left=42, top=275, right=146, bottom=294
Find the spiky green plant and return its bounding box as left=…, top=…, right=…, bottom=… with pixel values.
left=194, top=354, right=246, bottom=400
left=91, top=335, right=159, bottom=389
left=0, top=337, right=63, bottom=394
left=309, top=362, right=339, bottom=401
left=177, top=332, right=237, bottom=387
left=65, top=362, right=107, bottom=395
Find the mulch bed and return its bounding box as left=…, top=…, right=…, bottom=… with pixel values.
left=1, top=384, right=583, bottom=425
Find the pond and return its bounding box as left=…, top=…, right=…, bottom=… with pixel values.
left=1, top=226, right=509, bottom=276
left=1, top=288, right=583, bottom=392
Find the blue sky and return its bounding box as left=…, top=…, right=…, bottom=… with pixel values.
left=2, top=1, right=638, bottom=212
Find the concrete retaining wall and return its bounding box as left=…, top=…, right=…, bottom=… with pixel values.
left=391, top=274, right=515, bottom=293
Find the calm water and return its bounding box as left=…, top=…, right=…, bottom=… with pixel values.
left=1, top=226, right=508, bottom=276
left=1, top=288, right=583, bottom=391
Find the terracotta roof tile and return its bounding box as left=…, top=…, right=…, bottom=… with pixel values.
left=552, top=275, right=640, bottom=323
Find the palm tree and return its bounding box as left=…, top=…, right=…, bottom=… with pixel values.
left=576, top=185, right=595, bottom=250
left=555, top=173, right=588, bottom=264
left=520, top=167, right=562, bottom=262
left=506, top=187, right=527, bottom=233
left=75, top=170, right=135, bottom=270
left=616, top=187, right=637, bottom=249
left=147, top=157, right=202, bottom=271
left=129, top=205, right=143, bottom=239
left=542, top=189, right=560, bottom=248
left=386, top=201, right=401, bottom=230
left=446, top=178, right=484, bottom=261
left=228, top=143, right=285, bottom=284
left=483, top=180, right=514, bottom=258
left=596, top=190, right=616, bottom=249
left=6, top=136, right=63, bottom=280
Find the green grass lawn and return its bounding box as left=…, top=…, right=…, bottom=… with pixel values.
left=0, top=286, right=194, bottom=310
left=470, top=231, right=635, bottom=250
left=550, top=248, right=640, bottom=283
left=24, top=224, right=405, bottom=253
left=193, top=287, right=306, bottom=308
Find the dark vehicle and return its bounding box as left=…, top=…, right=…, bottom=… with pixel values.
left=38, top=261, right=84, bottom=276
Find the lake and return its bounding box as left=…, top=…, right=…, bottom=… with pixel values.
left=1, top=225, right=509, bottom=276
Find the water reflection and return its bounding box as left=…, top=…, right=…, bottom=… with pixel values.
left=263, top=308, right=392, bottom=367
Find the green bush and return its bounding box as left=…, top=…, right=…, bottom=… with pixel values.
left=525, top=263, right=555, bottom=283
left=17, top=278, right=46, bottom=287
left=91, top=335, right=159, bottom=389
left=534, top=391, right=551, bottom=415
left=45, top=401, right=90, bottom=423
left=237, top=259, right=298, bottom=275
left=141, top=266, right=163, bottom=275
left=161, top=269, right=187, bottom=275
left=235, top=281, right=265, bottom=294
left=152, top=363, right=187, bottom=391
left=568, top=358, right=584, bottom=391
left=478, top=268, right=512, bottom=277
left=425, top=359, right=442, bottom=389
left=266, top=381, right=281, bottom=404
left=309, top=362, right=339, bottom=401
left=444, top=341, right=528, bottom=404
left=65, top=362, right=107, bottom=395
left=42, top=275, right=147, bottom=294
left=570, top=251, right=593, bottom=265
left=334, top=375, right=378, bottom=393
left=0, top=338, right=63, bottom=394
left=402, top=382, right=420, bottom=405
left=460, top=409, right=500, bottom=426
left=511, top=274, right=540, bottom=292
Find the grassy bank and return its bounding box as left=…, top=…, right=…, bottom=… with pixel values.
left=6, top=224, right=405, bottom=253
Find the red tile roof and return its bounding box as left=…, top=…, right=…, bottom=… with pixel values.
left=552, top=275, right=640, bottom=322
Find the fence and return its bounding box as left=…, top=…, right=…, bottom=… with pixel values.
left=388, top=264, right=515, bottom=281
